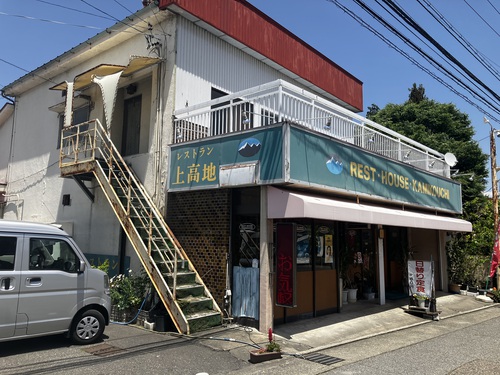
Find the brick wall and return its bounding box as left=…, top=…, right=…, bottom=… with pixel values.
left=166, top=189, right=231, bottom=308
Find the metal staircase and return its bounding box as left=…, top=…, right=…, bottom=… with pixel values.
left=59, top=119, right=222, bottom=334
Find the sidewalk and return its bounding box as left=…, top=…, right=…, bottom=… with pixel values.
left=197, top=292, right=498, bottom=356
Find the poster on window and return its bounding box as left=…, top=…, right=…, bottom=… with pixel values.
left=407, top=260, right=433, bottom=298
left=296, top=225, right=311, bottom=264
left=324, top=234, right=333, bottom=264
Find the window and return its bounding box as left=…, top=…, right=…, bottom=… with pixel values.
left=0, top=236, right=16, bottom=271
left=29, top=238, right=79, bottom=272
left=57, top=104, right=91, bottom=149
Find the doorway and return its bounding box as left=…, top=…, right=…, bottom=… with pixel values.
left=122, top=95, right=142, bottom=156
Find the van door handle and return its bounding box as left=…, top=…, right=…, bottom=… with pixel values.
left=26, top=277, right=42, bottom=286
left=1, top=277, right=13, bottom=291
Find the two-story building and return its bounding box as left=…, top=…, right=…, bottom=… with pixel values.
left=0, top=0, right=471, bottom=334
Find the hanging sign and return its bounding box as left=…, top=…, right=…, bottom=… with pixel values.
left=276, top=223, right=296, bottom=308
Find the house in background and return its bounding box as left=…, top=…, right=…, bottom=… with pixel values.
left=0, top=0, right=471, bottom=334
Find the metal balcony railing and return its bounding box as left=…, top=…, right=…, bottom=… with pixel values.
left=173, top=80, right=450, bottom=177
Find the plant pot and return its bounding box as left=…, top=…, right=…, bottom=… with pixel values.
left=342, top=290, right=349, bottom=304
left=363, top=292, right=375, bottom=300
left=110, top=306, right=136, bottom=323
left=417, top=299, right=426, bottom=308
left=347, top=288, right=357, bottom=303
left=249, top=350, right=282, bottom=364
left=448, top=283, right=462, bottom=294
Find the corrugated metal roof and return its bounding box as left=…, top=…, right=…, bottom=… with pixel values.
left=159, top=0, right=363, bottom=112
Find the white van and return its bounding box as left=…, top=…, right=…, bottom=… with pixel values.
left=0, top=220, right=111, bottom=344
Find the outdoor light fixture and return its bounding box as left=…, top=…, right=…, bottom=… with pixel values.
left=404, top=150, right=411, bottom=159
left=429, top=160, right=436, bottom=168
left=451, top=172, right=474, bottom=181
left=368, top=134, right=375, bottom=143
left=324, top=117, right=332, bottom=129
left=242, top=112, right=251, bottom=126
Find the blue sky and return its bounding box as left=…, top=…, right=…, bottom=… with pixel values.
left=1, top=1, right=499, bottom=185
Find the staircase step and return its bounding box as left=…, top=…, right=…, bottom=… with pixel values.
left=164, top=271, right=196, bottom=286
left=176, top=283, right=205, bottom=298
left=186, top=310, right=222, bottom=333
left=177, top=295, right=214, bottom=314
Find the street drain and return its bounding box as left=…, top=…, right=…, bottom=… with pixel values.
left=300, top=353, right=344, bottom=366
left=82, top=343, right=125, bottom=357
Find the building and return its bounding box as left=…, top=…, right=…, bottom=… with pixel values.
left=0, top=0, right=471, bottom=334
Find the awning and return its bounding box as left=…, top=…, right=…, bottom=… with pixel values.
left=267, top=187, right=472, bottom=232
left=49, top=56, right=162, bottom=91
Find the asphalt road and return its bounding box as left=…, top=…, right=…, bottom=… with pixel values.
left=1, top=305, right=500, bottom=375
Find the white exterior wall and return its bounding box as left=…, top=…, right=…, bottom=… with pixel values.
left=1, top=10, right=318, bottom=272
left=174, top=17, right=294, bottom=110
left=0, top=110, right=13, bottom=186
left=1, top=15, right=173, bottom=273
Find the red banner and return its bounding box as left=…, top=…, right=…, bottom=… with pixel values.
left=490, top=225, right=500, bottom=278
left=276, top=223, right=296, bottom=307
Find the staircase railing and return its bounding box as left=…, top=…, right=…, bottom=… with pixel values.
left=59, top=119, right=221, bottom=334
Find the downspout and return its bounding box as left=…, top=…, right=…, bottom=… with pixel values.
left=1, top=91, right=15, bottom=105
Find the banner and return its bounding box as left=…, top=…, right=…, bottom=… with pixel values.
left=490, top=225, right=500, bottom=278
left=408, top=260, right=433, bottom=298
left=276, top=223, right=296, bottom=307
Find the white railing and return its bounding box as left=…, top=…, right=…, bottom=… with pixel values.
left=173, top=80, right=450, bottom=177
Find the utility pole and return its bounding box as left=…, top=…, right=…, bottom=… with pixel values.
left=490, top=126, right=499, bottom=233
left=487, top=118, right=499, bottom=233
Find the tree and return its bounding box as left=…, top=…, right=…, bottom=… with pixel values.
left=367, top=84, right=488, bottom=201
left=367, top=84, right=492, bottom=286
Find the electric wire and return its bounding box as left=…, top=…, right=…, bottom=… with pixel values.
left=417, top=0, right=500, bottom=81
left=463, top=0, right=500, bottom=38
left=379, top=0, right=500, bottom=104
left=34, top=0, right=114, bottom=21
left=327, top=0, right=500, bottom=123
left=0, top=1, right=168, bottom=92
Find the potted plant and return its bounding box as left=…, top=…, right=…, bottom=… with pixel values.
left=412, top=292, right=428, bottom=308
left=110, top=270, right=150, bottom=323
left=249, top=328, right=282, bottom=363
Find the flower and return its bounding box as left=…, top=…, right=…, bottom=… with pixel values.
left=262, top=328, right=281, bottom=353
left=110, top=270, right=150, bottom=311
left=412, top=292, right=428, bottom=301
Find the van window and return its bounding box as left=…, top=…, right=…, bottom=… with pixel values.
left=29, top=238, right=78, bottom=272
left=0, top=236, right=17, bottom=270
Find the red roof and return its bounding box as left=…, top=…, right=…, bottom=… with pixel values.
left=159, top=0, right=363, bottom=112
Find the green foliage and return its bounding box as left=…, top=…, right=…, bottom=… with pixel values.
left=487, top=289, right=500, bottom=303
left=94, top=259, right=110, bottom=274
left=265, top=340, right=281, bottom=353
left=367, top=85, right=493, bottom=286
left=110, top=271, right=150, bottom=311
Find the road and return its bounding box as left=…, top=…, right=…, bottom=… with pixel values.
left=1, top=305, right=499, bottom=374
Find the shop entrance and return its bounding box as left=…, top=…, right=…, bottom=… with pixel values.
left=273, top=219, right=337, bottom=324
left=343, top=225, right=377, bottom=300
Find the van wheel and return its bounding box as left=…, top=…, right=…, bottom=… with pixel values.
left=71, top=309, right=105, bottom=345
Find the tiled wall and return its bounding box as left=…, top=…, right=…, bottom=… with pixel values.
left=166, top=189, right=231, bottom=307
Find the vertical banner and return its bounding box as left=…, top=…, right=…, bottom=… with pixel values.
left=407, top=260, right=433, bottom=298
left=276, top=223, right=296, bottom=307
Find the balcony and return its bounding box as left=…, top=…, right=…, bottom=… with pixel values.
left=173, top=80, right=450, bottom=178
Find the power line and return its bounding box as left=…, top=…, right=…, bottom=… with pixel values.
left=34, top=0, right=114, bottom=21
left=417, top=0, right=500, bottom=81
left=463, top=0, right=500, bottom=38
left=0, top=11, right=102, bottom=30
left=326, top=0, right=500, bottom=123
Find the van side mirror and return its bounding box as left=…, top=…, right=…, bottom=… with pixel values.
left=78, top=260, right=86, bottom=273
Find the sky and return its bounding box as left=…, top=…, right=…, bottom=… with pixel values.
left=0, top=0, right=499, bottom=184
